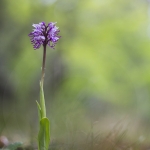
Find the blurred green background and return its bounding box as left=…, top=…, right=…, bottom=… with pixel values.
left=0, top=0, right=150, bottom=144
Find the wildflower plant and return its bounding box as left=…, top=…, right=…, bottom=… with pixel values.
left=29, top=22, right=60, bottom=150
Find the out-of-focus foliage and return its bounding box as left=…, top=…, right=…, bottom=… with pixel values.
left=0, top=0, right=150, bottom=143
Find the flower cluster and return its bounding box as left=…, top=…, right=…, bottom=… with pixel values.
left=29, top=22, right=60, bottom=49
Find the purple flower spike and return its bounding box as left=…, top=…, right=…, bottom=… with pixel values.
left=29, top=22, right=60, bottom=49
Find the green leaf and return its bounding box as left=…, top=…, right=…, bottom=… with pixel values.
left=38, top=117, right=50, bottom=150
left=36, top=100, right=42, bottom=121
left=5, top=142, right=23, bottom=150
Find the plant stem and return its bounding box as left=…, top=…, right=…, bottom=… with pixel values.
left=40, top=44, right=47, bottom=118
left=41, top=44, right=47, bottom=86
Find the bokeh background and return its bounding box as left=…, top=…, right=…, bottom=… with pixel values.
left=0, top=0, right=150, bottom=145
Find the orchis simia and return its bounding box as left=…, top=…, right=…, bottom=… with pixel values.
left=29, top=22, right=60, bottom=150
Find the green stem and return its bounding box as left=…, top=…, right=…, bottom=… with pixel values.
left=40, top=44, right=47, bottom=118
left=41, top=44, right=47, bottom=85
